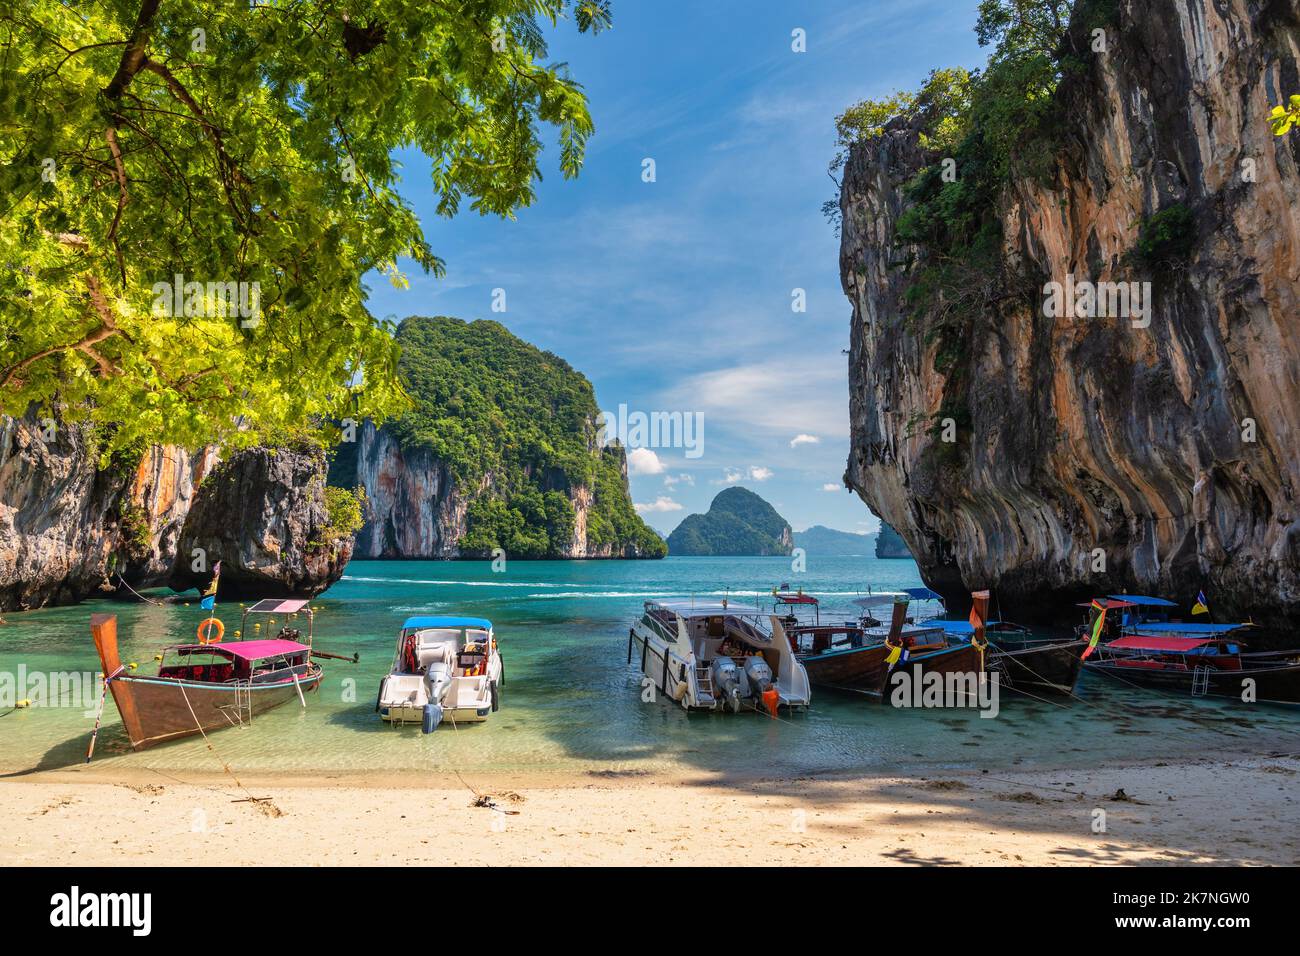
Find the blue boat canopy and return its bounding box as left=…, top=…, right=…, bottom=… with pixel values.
left=402, top=615, right=493, bottom=631
left=1108, top=594, right=1177, bottom=607
left=903, top=587, right=945, bottom=602
left=923, top=618, right=1002, bottom=634
left=1130, top=622, right=1246, bottom=634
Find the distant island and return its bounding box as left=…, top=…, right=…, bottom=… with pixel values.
left=875, top=522, right=911, bottom=559
left=667, top=487, right=794, bottom=556
left=330, top=316, right=665, bottom=560
left=793, top=525, right=875, bottom=556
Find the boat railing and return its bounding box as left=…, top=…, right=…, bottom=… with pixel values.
left=642, top=612, right=681, bottom=645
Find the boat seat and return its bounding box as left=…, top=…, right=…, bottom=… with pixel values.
left=417, top=643, right=450, bottom=669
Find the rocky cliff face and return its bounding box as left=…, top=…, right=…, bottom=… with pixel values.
left=841, top=0, right=1300, bottom=623
left=170, top=444, right=353, bottom=598
left=874, top=522, right=912, bottom=559
left=347, top=420, right=653, bottom=558
left=0, top=409, right=351, bottom=610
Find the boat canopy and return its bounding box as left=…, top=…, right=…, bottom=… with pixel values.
left=773, top=591, right=819, bottom=605
left=1108, top=595, right=1177, bottom=607
left=853, top=593, right=908, bottom=608
left=176, top=639, right=308, bottom=660
left=246, top=598, right=312, bottom=614
left=903, top=587, right=945, bottom=602
left=1130, top=622, right=1246, bottom=635
left=402, top=616, right=493, bottom=631
left=1108, top=635, right=1217, bottom=652
left=649, top=600, right=762, bottom=618
left=925, top=618, right=1003, bottom=635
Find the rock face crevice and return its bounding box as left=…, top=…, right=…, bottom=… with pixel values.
left=841, top=0, right=1300, bottom=624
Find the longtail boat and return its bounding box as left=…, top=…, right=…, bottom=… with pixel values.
left=1079, top=597, right=1300, bottom=704
left=89, top=598, right=324, bottom=752
left=785, top=594, right=983, bottom=700
left=905, top=586, right=1084, bottom=695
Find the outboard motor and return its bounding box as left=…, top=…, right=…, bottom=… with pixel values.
left=743, top=656, right=773, bottom=697
left=710, top=656, right=742, bottom=713
left=421, top=652, right=454, bottom=734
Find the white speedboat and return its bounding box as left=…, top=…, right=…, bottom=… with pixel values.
left=627, top=600, right=811, bottom=713
left=376, top=616, right=503, bottom=732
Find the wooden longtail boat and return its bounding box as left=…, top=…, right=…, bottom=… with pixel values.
left=1083, top=632, right=1300, bottom=706
left=90, top=604, right=323, bottom=751
left=787, top=597, right=984, bottom=700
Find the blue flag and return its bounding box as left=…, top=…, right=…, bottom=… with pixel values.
left=200, top=594, right=215, bottom=611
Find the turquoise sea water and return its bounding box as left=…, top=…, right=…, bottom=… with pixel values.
left=2, top=555, right=1297, bottom=778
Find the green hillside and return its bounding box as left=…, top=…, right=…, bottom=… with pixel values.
left=667, top=487, right=793, bottom=556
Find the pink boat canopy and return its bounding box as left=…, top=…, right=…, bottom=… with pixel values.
left=247, top=598, right=311, bottom=614
left=178, top=639, right=308, bottom=660
left=1108, top=635, right=1216, bottom=653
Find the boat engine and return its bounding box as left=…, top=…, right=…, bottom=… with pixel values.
left=424, top=659, right=453, bottom=707
left=743, top=656, right=774, bottom=700
left=710, top=656, right=742, bottom=713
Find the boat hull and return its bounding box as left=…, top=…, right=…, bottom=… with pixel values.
left=1084, top=656, right=1300, bottom=705
left=990, top=639, right=1085, bottom=695
left=801, top=641, right=986, bottom=701
left=106, top=669, right=322, bottom=750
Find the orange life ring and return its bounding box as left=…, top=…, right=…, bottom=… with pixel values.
left=197, top=618, right=225, bottom=644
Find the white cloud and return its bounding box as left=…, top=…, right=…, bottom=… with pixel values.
left=634, top=496, right=683, bottom=514
left=718, top=465, right=773, bottom=484
left=665, top=359, right=848, bottom=439
left=790, top=434, right=820, bottom=448
left=663, top=473, right=695, bottom=488
left=821, top=483, right=841, bottom=492
left=627, top=447, right=666, bottom=476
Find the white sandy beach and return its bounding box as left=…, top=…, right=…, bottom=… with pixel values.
left=3, top=756, right=1298, bottom=866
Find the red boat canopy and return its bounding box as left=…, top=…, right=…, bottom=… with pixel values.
left=177, top=639, right=308, bottom=660
left=1108, top=635, right=1216, bottom=652
left=773, top=592, right=819, bottom=605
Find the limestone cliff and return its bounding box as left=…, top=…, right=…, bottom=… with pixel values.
left=875, top=522, right=912, bottom=559
left=330, top=316, right=665, bottom=560
left=171, top=444, right=353, bottom=597
left=840, top=0, right=1300, bottom=623
left=0, top=409, right=352, bottom=610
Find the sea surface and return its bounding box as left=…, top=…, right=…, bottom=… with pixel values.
left=3, top=555, right=1297, bottom=779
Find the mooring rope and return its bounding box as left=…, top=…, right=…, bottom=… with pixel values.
left=115, top=574, right=165, bottom=606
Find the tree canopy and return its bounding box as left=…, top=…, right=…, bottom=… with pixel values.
left=0, top=0, right=610, bottom=459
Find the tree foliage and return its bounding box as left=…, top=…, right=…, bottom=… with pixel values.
left=0, top=1, right=609, bottom=458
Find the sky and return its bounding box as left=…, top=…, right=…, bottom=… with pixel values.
left=364, top=0, right=987, bottom=535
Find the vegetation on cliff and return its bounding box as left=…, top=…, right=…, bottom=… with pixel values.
left=381, top=316, right=664, bottom=559
left=667, top=488, right=793, bottom=556
left=0, top=2, right=609, bottom=460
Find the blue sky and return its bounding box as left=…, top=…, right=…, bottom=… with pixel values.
left=364, top=0, right=986, bottom=535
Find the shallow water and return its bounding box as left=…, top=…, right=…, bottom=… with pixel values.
left=2, top=556, right=1296, bottom=778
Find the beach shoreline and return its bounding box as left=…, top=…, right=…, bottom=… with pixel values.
left=5, top=755, right=1297, bottom=866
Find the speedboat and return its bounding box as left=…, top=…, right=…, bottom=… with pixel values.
left=627, top=600, right=811, bottom=713
left=376, top=616, right=503, bottom=732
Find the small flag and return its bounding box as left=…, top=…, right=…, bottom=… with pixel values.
left=1081, top=599, right=1107, bottom=661
left=200, top=562, right=221, bottom=610
left=1191, top=590, right=1209, bottom=616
